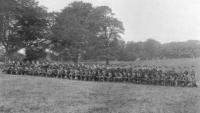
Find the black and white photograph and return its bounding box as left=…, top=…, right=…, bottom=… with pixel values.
left=0, top=0, right=200, bottom=113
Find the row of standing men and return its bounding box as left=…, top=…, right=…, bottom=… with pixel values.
left=2, top=62, right=197, bottom=87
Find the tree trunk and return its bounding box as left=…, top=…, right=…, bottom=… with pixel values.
left=73, top=57, right=78, bottom=64
left=106, top=58, right=109, bottom=65
left=73, top=53, right=81, bottom=64
left=4, top=50, right=15, bottom=63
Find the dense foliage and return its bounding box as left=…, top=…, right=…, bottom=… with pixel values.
left=51, top=1, right=124, bottom=64
left=121, top=39, right=200, bottom=61
left=0, top=0, right=50, bottom=61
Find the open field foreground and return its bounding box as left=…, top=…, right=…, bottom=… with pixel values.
left=0, top=74, right=200, bottom=113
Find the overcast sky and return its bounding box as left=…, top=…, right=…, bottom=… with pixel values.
left=38, top=0, right=200, bottom=43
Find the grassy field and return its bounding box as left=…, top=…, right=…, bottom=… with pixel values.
left=0, top=58, right=200, bottom=113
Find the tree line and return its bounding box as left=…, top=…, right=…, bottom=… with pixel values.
left=120, top=39, right=200, bottom=61
left=0, top=0, right=200, bottom=64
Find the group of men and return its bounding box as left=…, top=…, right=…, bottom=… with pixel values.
left=1, top=61, right=197, bottom=87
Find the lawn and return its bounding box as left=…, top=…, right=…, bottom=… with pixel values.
left=1, top=74, right=200, bottom=113
left=0, top=58, right=200, bottom=113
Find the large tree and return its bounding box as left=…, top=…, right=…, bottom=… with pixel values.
left=52, top=2, right=124, bottom=64
left=52, top=1, right=95, bottom=63
left=0, top=0, right=21, bottom=59
left=0, top=0, right=49, bottom=61
left=90, top=6, right=124, bottom=64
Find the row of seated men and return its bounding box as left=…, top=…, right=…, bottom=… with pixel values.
left=2, top=62, right=197, bottom=87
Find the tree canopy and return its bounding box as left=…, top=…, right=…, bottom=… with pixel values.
left=0, top=0, right=50, bottom=61
left=51, top=1, right=124, bottom=64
